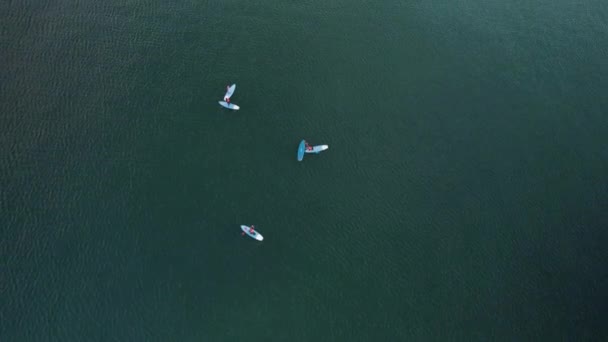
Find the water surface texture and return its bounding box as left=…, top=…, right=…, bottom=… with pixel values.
left=2, top=0, right=608, bottom=340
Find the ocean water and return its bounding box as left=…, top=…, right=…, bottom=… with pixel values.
left=2, top=0, right=607, bottom=340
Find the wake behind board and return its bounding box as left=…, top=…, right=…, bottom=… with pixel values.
left=219, top=101, right=240, bottom=110
left=297, top=140, right=306, bottom=161
left=241, top=225, right=263, bottom=241
left=305, top=145, right=329, bottom=154
left=224, top=84, right=236, bottom=100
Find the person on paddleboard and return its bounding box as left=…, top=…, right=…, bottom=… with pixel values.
left=249, top=225, right=255, bottom=234
left=225, top=85, right=231, bottom=103
left=305, top=141, right=313, bottom=151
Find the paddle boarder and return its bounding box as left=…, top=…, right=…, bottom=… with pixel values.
left=241, top=225, right=254, bottom=236
left=305, top=141, right=313, bottom=151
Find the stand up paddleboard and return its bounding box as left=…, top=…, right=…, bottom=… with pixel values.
left=241, top=225, right=263, bottom=241
left=305, top=145, right=329, bottom=154
left=224, top=84, right=236, bottom=100
left=297, top=140, right=306, bottom=161
left=219, top=101, right=240, bottom=110
left=219, top=84, right=239, bottom=110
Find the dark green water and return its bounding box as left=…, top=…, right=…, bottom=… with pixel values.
left=2, top=0, right=608, bottom=340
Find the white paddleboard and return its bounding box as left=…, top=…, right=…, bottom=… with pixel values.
left=241, top=225, right=263, bottom=241
left=219, top=101, right=240, bottom=110
left=224, top=84, right=236, bottom=100
left=305, top=145, right=329, bottom=154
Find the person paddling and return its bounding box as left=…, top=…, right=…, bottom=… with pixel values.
left=249, top=225, right=255, bottom=234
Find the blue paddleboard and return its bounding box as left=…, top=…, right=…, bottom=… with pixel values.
left=297, top=140, right=305, bottom=161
